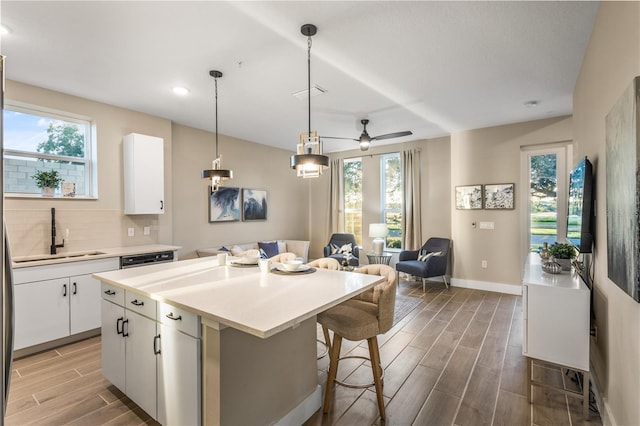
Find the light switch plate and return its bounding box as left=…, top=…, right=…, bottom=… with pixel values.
left=479, top=221, right=494, bottom=230
left=143, top=226, right=150, bottom=235
left=128, top=228, right=134, bottom=237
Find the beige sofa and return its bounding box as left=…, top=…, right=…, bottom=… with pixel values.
left=196, top=240, right=310, bottom=263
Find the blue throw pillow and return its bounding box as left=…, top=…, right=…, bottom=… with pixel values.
left=258, top=241, right=279, bottom=258
left=219, top=246, right=230, bottom=252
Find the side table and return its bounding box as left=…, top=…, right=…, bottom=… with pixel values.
left=366, top=253, right=392, bottom=265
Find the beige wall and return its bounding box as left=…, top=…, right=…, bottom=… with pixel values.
left=572, top=2, right=640, bottom=425
left=171, top=123, right=311, bottom=259
left=450, top=116, right=573, bottom=286
left=4, top=80, right=174, bottom=256
left=308, top=137, right=452, bottom=260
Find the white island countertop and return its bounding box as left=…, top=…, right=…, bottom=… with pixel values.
left=93, top=257, right=384, bottom=338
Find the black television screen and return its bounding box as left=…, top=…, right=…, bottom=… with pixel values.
left=566, top=157, right=594, bottom=253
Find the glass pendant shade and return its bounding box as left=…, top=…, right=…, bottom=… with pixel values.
left=202, top=70, right=233, bottom=192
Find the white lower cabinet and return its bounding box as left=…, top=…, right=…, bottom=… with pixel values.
left=101, top=284, right=201, bottom=425
left=13, top=258, right=120, bottom=350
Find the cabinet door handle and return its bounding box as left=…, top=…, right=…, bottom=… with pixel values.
left=62, top=284, right=67, bottom=297
left=165, top=312, right=182, bottom=321
left=104, top=289, right=116, bottom=296
left=122, top=319, right=129, bottom=337
left=130, top=299, right=144, bottom=306
left=153, top=334, right=161, bottom=355
left=116, top=317, right=124, bottom=335
left=72, top=282, right=77, bottom=295
left=160, top=200, right=164, bottom=210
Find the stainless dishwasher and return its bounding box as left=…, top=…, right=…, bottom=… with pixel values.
left=119, top=251, right=175, bottom=269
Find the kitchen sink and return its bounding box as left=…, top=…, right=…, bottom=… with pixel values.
left=13, top=251, right=107, bottom=264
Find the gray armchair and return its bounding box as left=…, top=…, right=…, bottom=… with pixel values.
left=395, top=237, right=451, bottom=291
left=323, top=233, right=360, bottom=266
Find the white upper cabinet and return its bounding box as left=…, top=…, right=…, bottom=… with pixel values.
left=123, top=133, right=165, bottom=214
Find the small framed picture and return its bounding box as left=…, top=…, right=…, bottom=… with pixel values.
left=242, top=188, right=267, bottom=221
left=62, top=182, right=76, bottom=197
left=455, top=185, right=482, bottom=210
left=484, top=183, right=515, bottom=209
left=209, top=187, right=241, bottom=222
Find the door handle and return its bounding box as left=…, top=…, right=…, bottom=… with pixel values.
left=116, top=317, right=124, bottom=335
left=104, top=289, right=116, bottom=296
left=62, top=283, right=67, bottom=297
left=153, top=334, right=161, bottom=355
left=122, top=319, right=129, bottom=337
left=160, top=200, right=164, bottom=210
left=165, top=312, right=182, bottom=321
left=72, top=282, right=77, bottom=295
left=130, top=299, right=144, bottom=306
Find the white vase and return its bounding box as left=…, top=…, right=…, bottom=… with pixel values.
left=41, top=187, right=55, bottom=197
left=554, top=258, right=572, bottom=271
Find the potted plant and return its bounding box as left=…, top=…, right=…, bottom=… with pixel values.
left=547, top=242, right=576, bottom=271
left=32, top=169, right=63, bottom=197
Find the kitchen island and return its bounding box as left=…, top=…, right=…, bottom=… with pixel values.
left=93, top=256, right=383, bottom=425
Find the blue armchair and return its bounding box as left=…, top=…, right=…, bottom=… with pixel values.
left=323, top=233, right=360, bottom=266
left=395, top=237, right=451, bottom=291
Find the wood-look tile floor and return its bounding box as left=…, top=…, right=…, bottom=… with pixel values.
left=6, top=279, right=602, bottom=426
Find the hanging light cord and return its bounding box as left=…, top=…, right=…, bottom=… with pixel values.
left=214, top=75, right=219, bottom=159
left=307, top=35, right=312, bottom=136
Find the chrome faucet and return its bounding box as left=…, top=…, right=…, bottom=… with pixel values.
left=50, top=207, right=65, bottom=255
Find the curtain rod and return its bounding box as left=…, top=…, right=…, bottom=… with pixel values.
left=335, top=147, right=422, bottom=162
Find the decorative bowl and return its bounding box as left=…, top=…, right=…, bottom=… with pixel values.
left=281, top=260, right=303, bottom=271
left=235, top=256, right=259, bottom=265
left=542, top=260, right=562, bottom=274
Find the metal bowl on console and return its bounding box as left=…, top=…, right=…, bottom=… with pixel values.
left=541, top=260, right=562, bottom=274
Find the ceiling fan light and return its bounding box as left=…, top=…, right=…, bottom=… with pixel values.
left=359, top=140, right=371, bottom=151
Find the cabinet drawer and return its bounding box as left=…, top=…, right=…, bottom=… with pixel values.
left=158, top=303, right=200, bottom=338
left=101, top=282, right=125, bottom=306
left=125, top=292, right=156, bottom=319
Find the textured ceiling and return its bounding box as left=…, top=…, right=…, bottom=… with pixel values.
left=1, top=1, right=599, bottom=153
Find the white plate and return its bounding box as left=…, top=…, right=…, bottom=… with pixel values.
left=276, top=264, right=310, bottom=273
left=232, top=257, right=259, bottom=265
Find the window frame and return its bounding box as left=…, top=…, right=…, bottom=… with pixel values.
left=343, top=157, right=363, bottom=245
left=3, top=100, right=97, bottom=198
left=380, top=152, right=402, bottom=252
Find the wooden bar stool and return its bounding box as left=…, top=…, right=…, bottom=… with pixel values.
left=317, top=264, right=396, bottom=420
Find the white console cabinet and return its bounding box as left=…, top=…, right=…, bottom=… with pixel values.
left=123, top=133, right=165, bottom=215
left=522, top=253, right=590, bottom=418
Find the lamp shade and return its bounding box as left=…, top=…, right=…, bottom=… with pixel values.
left=369, top=223, right=389, bottom=238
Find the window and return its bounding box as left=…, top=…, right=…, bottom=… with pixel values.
left=3, top=102, right=95, bottom=197
left=344, top=158, right=362, bottom=245
left=381, top=153, right=402, bottom=249
left=523, top=145, right=570, bottom=253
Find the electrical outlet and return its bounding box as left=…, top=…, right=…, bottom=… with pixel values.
left=481, top=260, right=488, bottom=268
left=128, top=228, right=134, bottom=237
left=143, top=226, right=151, bottom=235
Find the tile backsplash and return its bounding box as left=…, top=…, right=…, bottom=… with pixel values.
left=5, top=208, right=160, bottom=257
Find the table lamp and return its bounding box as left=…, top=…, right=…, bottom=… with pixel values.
left=369, top=223, right=388, bottom=255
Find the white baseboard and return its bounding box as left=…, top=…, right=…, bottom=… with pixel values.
left=275, top=385, right=321, bottom=426
left=450, top=277, right=522, bottom=295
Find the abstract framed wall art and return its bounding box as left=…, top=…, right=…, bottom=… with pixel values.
left=242, top=188, right=267, bottom=221
left=484, top=183, right=515, bottom=210
left=208, top=187, right=240, bottom=223
left=606, top=76, right=640, bottom=302
left=455, top=185, right=482, bottom=210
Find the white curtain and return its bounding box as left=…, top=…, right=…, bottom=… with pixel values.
left=402, top=148, right=422, bottom=250
left=328, top=158, right=345, bottom=241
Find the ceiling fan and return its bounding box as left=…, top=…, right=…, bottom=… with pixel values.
left=322, top=119, right=413, bottom=151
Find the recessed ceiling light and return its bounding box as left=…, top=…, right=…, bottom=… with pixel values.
left=172, top=86, right=190, bottom=96
left=524, top=100, right=539, bottom=108
left=1, top=25, right=11, bottom=35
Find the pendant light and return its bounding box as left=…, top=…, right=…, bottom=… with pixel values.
left=202, top=70, right=233, bottom=192
left=290, top=23, right=329, bottom=178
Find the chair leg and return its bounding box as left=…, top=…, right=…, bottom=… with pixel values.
left=367, top=336, right=385, bottom=420
left=322, top=325, right=331, bottom=352
left=323, top=334, right=342, bottom=414
left=395, top=270, right=400, bottom=293
left=443, top=275, right=449, bottom=289
left=421, top=277, right=426, bottom=292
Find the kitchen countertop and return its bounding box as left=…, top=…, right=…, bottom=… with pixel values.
left=93, top=256, right=384, bottom=338
left=11, top=244, right=181, bottom=268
